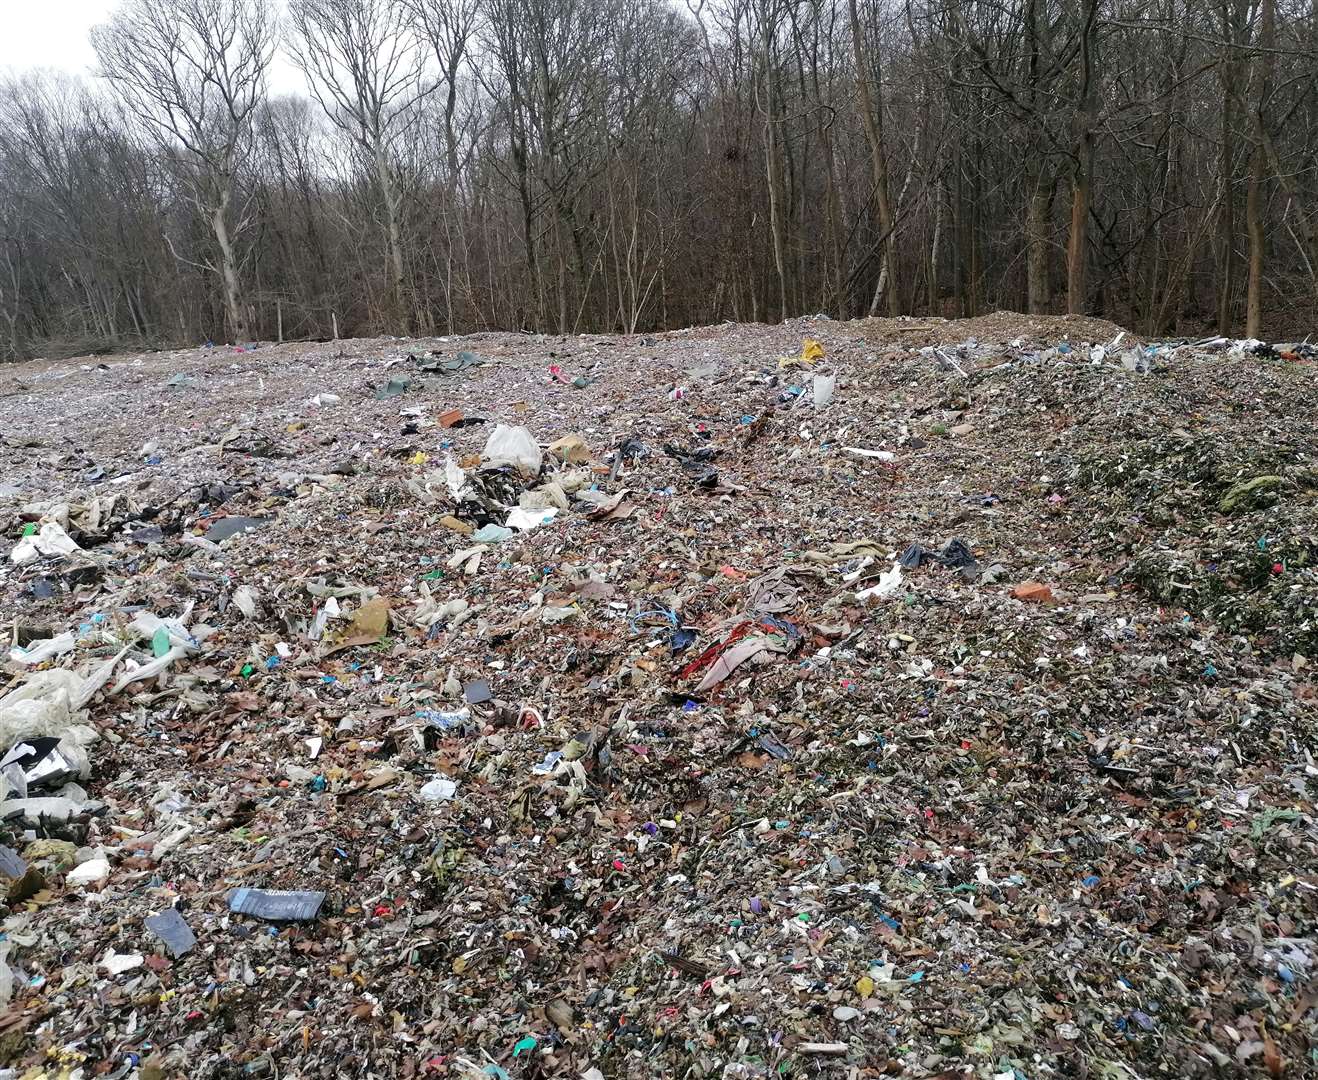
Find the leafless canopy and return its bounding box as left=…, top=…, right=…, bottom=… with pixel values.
left=1, top=0, right=1316, bottom=357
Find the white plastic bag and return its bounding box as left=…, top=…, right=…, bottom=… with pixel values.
left=813, top=374, right=836, bottom=408
left=0, top=944, right=13, bottom=1005
left=506, top=506, right=558, bottom=531
left=8, top=631, right=76, bottom=666
left=444, top=454, right=470, bottom=500
left=129, top=609, right=199, bottom=652
left=9, top=521, right=81, bottom=565
left=111, top=645, right=190, bottom=694
left=843, top=446, right=895, bottom=462
left=420, top=775, right=458, bottom=801
left=481, top=425, right=542, bottom=477
left=232, top=585, right=260, bottom=618
left=856, top=562, right=904, bottom=601
left=0, top=672, right=78, bottom=747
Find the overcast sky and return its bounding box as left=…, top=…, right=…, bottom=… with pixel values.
left=1, top=0, right=108, bottom=77
left=1, top=0, right=307, bottom=94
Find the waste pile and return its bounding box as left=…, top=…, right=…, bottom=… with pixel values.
left=0, top=313, right=1315, bottom=1079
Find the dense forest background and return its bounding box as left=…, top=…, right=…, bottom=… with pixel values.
left=1, top=0, right=1316, bottom=360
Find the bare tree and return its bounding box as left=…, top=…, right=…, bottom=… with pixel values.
left=91, top=0, right=273, bottom=342
left=6, top=0, right=1318, bottom=360
left=405, top=0, right=480, bottom=183
left=481, top=0, right=617, bottom=332
left=288, top=0, right=433, bottom=327
left=849, top=0, right=900, bottom=315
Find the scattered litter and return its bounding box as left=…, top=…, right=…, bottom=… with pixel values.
left=67, top=856, right=111, bottom=885
left=842, top=446, right=895, bottom=461
left=462, top=679, right=493, bottom=704
left=505, top=506, right=558, bottom=531
left=375, top=377, right=411, bottom=399
left=0, top=316, right=1312, bottom=1078
left=8, top=631, right=76, bottom=666
left=144, top=908, right=196, bottom=957
left=9, top=521, right=82, bottom=565
left=812, top=373, right=835, bottom=408
left=99, top=949, right=144, bottom=975
left=227, top=888, right=325, bottom=921
left=419, top=775, right=458, bottom=801
left=203, top=515, right=268, bottom=543
left=481, top=424, right=542, bottom=476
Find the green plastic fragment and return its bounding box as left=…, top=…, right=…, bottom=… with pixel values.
left=151, top=626, right=171, bottom=657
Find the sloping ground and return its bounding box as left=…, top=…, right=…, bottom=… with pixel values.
left=0, top=314, right=1315, bottom=1079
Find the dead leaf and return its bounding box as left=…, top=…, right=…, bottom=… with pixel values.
left=1263, top=1031, right=1284, bottom=1078
left=323, top=598, right=390, bottom=656
left=545, top=998, right=573, bottom=1030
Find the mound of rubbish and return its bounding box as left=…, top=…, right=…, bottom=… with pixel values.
left=0, top=314, right=1315, bottom=1079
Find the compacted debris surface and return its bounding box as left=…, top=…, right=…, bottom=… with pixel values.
left=0, top=313, right=1316, bottom=1080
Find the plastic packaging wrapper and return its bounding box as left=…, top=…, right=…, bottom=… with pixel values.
left=480, top=424, right=541, bottom=476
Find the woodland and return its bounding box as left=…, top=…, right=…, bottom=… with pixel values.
left=1, top=0, right=1316, bottom=358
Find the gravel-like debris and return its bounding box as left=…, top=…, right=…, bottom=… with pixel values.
left=0, top=313, right=1314, bottom=1079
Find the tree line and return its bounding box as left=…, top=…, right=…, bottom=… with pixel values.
left=1, top=0, right=1315, bottom=360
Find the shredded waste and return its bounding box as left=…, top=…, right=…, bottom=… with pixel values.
left=0, top=314, right=1315, bottom=1078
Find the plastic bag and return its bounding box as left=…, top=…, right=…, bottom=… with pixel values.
left=481, top=425, right=542, bottom=477
left=8, top=631, right=76, bottom=666
left=111, top=645, right=189, bottom=694
left=129, top=609, right=200, bottom=652
left=0, top=672, right=79, bottom=745
left=420, top=775, right=458, bottom=801
left=9, top=521, right=81, bottom=565
left=813, top=374, right=836, bottom=408
left=856, top=562, right=904, bottom=601
left=412, top=584, right=473, bottom=629
left=444, top=454, right=470, bottom=500
left=506, top=507, right=558, bottom=531
left=0, top=944, right=13, bottom=1005
left=232, top=585, right=260, bottom=618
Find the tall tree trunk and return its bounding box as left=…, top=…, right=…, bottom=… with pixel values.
left=1215, top=1, right=1240, bottom=334
left=759, top=34, right=790, bottom=323
left=1066, top=132, right=1094, bottom=314
left=1245, top=142, right=1264, bottom=338
left=927, top=180, right=940, bottom=314
left=821, top=123, right=846, bottom=318
left=512, top=142, right=541, bottom=330
left=848, top=0, right=899, bottom=315
left=375, top=149, right=406, bottom=329
left=970, top=134, right=983, bottom=315
left=1216, top=101, right=1236, bottom=333
left=212, top=191, right=247, bottom=342
left=1245, top=0, right=1275, bottom=338
left=1065, top=0, right=1099, bottom=315
left=1025, top=160, right=1051, bottom=314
